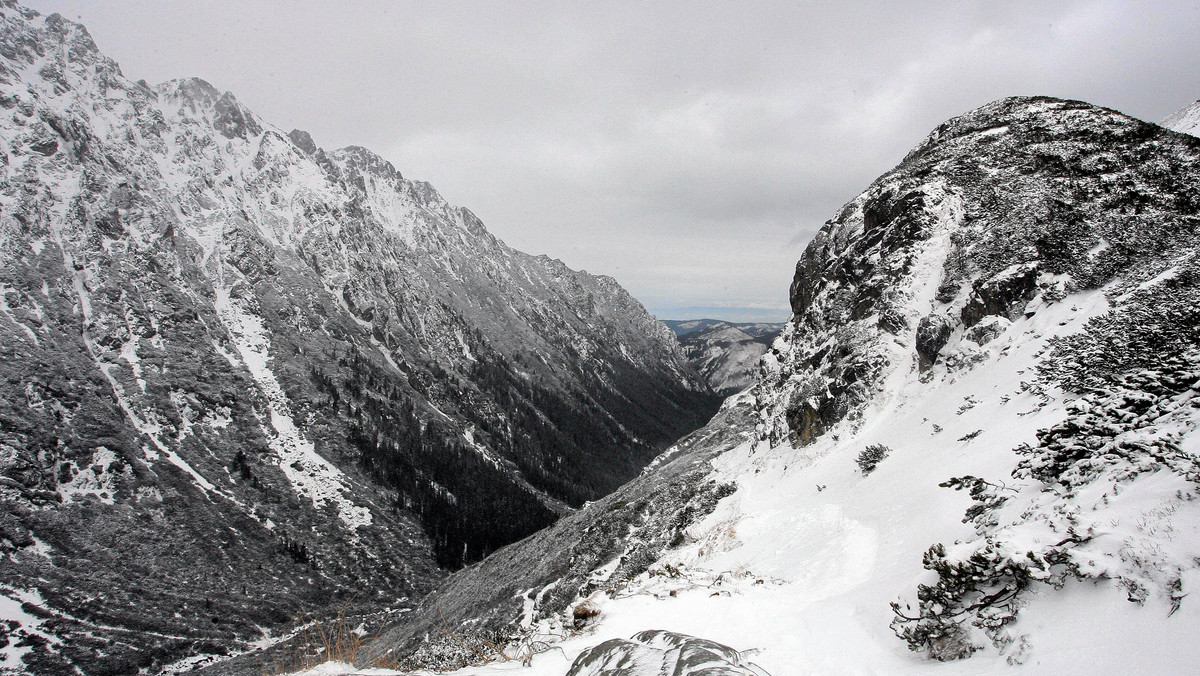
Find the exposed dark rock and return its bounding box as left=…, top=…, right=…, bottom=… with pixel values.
left=212, top=91, right=262, bottom=140
left=786, top=399, right=827, bottom=446
left=961, top=263, right=1038, bottom=328
left=286, top=128, right=318, bottom=155
left=863, top=188, right=935, bottom=255
left=28, top=136, right=56, bottom=155
left=916, top=313, right=954, bottom=371
left=964, top=316, right=1010, bottom=346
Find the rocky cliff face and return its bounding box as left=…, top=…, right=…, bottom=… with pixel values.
left=750, top=95, right=1200, bottom=663
left=345, top=97, right=1200, bottom=674
left=0, top=3, right=716, bottom=673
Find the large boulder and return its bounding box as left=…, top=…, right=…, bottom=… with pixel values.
left=960, top=263, right=1039, bottom=328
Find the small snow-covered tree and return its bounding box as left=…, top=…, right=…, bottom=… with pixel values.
left=857, top=444, right=891, bottom=475
left=889, top=540, right=1031, bottom=661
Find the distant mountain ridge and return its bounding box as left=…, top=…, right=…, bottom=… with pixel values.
left=662, top=318, right=784, bottom=339
left=673, top=321, right=783, bottom=396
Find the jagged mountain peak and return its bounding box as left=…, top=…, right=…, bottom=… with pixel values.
left=325, top=144, right=404, bottom=181
left=155, top=76, right=222, bottom=107
left=0, top=3, right=121, bottom=90
left=155, top=77, right=264, bottom=140
left=0, top=0, right=34, bottom=16
left=286, top=128, right=319, bottom=155
left=3, top=4, right=97, bottom=58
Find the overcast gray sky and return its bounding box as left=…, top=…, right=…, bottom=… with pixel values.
left=25, top=1, right=1200, bottom=321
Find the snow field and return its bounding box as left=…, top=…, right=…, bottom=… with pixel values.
left=214, top=286, right=372, bottom=530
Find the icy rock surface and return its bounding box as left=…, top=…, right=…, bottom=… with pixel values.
left=756, top=95, right=1200, bottom=447
left=0, top=3, right=717, bottom=674
left=565, top=630, right=771, bottom=676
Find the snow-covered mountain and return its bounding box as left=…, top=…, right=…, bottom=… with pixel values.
left=0, top=3, right=718, bottom=673
left=343, top=96, right=1200, bottom=675
left=677, top=322, right=781, bottom=397
left=1162, top=99, right=1200, bottom=137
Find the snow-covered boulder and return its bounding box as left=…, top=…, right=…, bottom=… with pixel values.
left=566, top=630, right=771, bottom=676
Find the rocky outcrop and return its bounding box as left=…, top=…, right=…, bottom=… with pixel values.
left=915, top=313, right=953, bottom=371
left=960, top=262, right=1038, bottom=328
left=757, top=96, right=1200, bottom=447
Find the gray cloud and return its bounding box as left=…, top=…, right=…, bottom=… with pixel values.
left=26, top=0, right=1200, bottom=321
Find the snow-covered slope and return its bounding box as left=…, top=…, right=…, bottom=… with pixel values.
left=0, top=3, right=717, bottom=673
left=1162, top=99, right=1200, bottom=137
left=345, top=96, right=1200, bottom=675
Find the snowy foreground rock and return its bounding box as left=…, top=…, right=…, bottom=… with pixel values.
left=316, top=97, right=1200, bottom=675
left=0, top=3, right=718, bottom=673
left=563, top=630, right=770, bottom=676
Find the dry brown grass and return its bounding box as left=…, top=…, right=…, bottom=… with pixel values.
left=436, top=607, right=511, bottom=663
left=260, top=606, right=373, bottom=675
